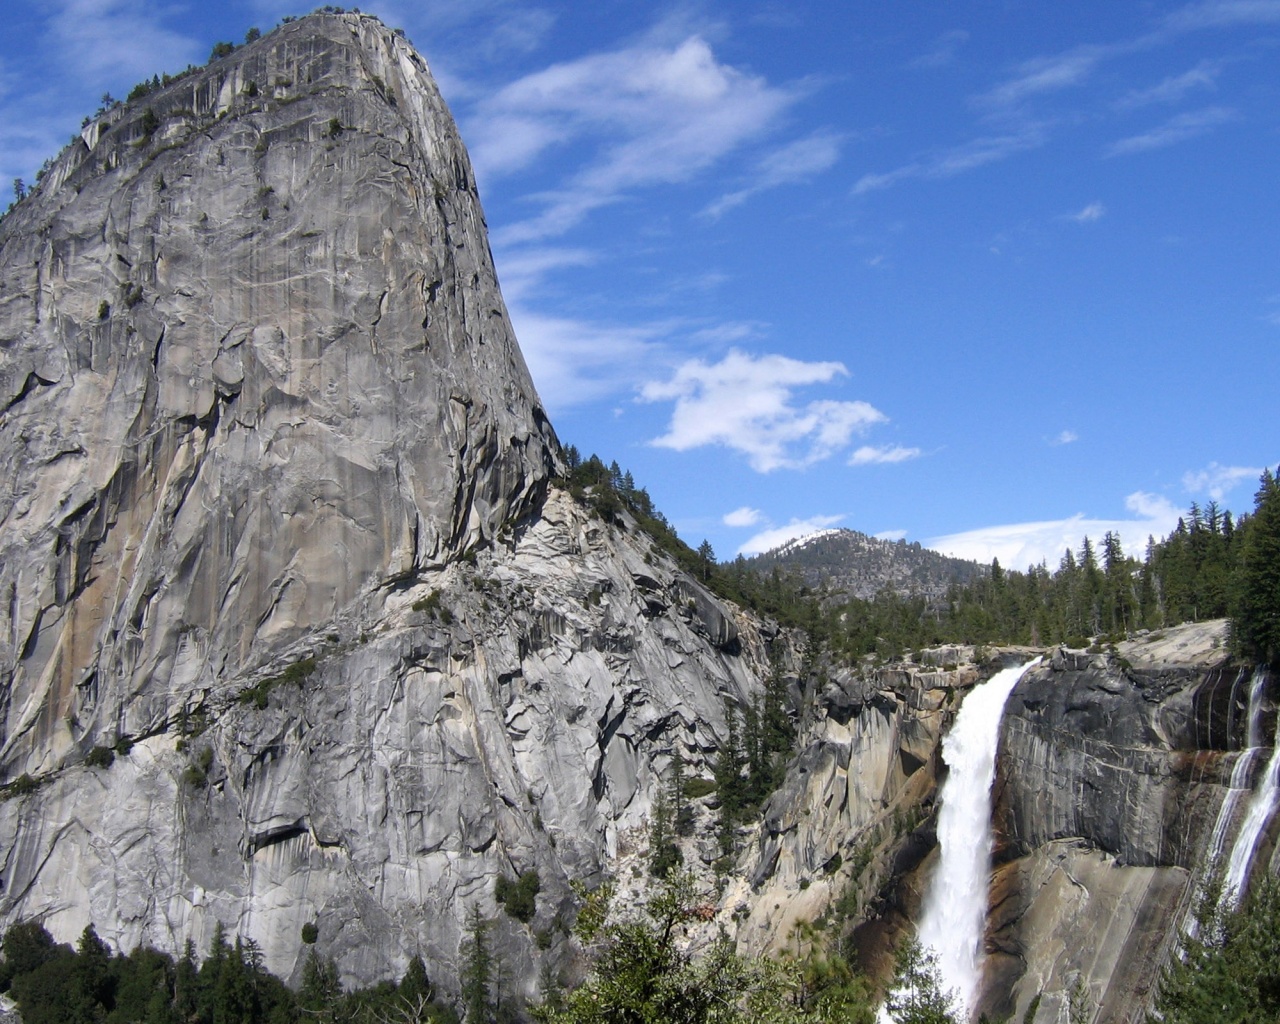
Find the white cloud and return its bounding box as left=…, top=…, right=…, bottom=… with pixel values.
left=738, top=515, right=846, bottom=556
left=848, top=444, right=921, bottom=466
left=1105, top=106, right=1237, bottom=156
left=640, top=349, right=888, bottom=472
left=49, top=0, right=201, bottom=87
left=467, top=35, right=801, bottom=243
left=978, top=47, right=1106, bottom=110
left=909, top=30, right=970, bottom=70
left=1116, top=61, right=1221, bottom=109
left=703, top=131, right=841, bottom=218
left=925, top=492, right=1181, bottom=571
left=506, top=305, right=669, bottom=410
left=1071, top=202, right=1105, bottom=223
left=1162, top=1, right=1280, bottom=33
left=1052, top=429, right=1080, bottom=445
left=723, top=506, right=763, bottom=528
left=689, top=321, right=766, bottom=344
left=853, top=126, right=1045, bottom=195
left=495, top=247, right=596, bottom=302
left=1183, top=461, right=1264, bottom=501
left=876, top=529, right=909, bottom=541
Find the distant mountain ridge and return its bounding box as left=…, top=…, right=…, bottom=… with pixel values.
left=746, top=527, right=985, bottom=601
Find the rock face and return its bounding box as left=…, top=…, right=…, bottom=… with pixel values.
left=988, top=622, right=1263, bottom=1024
left=0, top=12, right=774, bottom=998
left=0, top=12, right=555, bottom=778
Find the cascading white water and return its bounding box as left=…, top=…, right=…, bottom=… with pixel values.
left=911, top=659, right=1039, bottom=1017
left=1184, top=668, right=1258, bottom=937
left=1223, top=667, right=1276, bottom=905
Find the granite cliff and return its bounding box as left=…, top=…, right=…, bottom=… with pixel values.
left=0, top=11, right=770, bottom=998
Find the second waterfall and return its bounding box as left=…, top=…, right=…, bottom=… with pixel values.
left=916, top=659, right=1039, bottom=1017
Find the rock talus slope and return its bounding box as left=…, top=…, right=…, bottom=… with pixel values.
left=0, top=12, right=771, bottom=996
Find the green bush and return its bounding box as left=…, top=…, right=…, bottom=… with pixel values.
left=495, top=870, right=540, bottom=923
left=412, top=591, right=441, bottom=614
left=85, top=746, right=115, bottom=770
left=301, top=922, right=319, bottom=945
left=239, top=657, right=317, bottom=708
left=684, top=777, right=716, bottom=800
left=2, top=774, right=41, bottom=800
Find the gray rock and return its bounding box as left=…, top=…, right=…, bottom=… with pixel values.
left=0, top=12, right=780, bottom=999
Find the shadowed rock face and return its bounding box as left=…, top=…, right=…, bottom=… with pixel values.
left=0, top=13, right=556, bottom=774
left=987, top=622, right=1260, bottom=1024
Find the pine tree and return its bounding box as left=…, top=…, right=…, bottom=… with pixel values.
left=714, top=704, right=746, bottom=857
left=1231, top=467, right=1280, bottom=664
left=884, top=939, right=960, bottom=1024
left=460, top=904, right=493, bottom=1024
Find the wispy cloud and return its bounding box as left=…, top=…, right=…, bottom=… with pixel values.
left=1051, top=429, right=1080, bottom=445
left=738, top=515, right=846, bottom=556
left=1162, top=0, right=1280, bottom=33
left=1070, top=203, right=1105, bottom=223
left=703, top=131, right=841, bottom=219
left=723, top=506, right=763, bottom=528
left=689, top=321, right=767, bottom=345
left=848, top=444, right=921, bottom=466
left=48, top=0, right=201, bottom=87
left=1105, top=105, right=1237, bottom=156
left=507, top=306, right=670, bottom=410
left=977, top=47, right=1107, bottom=110
left=1116, top=61, right=1222, bottom=108
left=639, top=349, right=888, bottom=472
left=909, top=30, right=970, bottom=70
left=1183, top=461, right=1264, bottom=501
left=853, top=126, right=1046, bottom=195
left=926, top=492, right=1181, bottom=571
left=467, top=35, right=803, bottom=244
left=495, top=247, right=596, bottom=302
left=876, top=529, right=908, bottom=541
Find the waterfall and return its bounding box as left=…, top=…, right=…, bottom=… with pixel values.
left=912, top=659, right=1039, bottom=1018
left=1223, top=667, right=1277, bottom=906
left=1184, top=668, right=1259, bottom=937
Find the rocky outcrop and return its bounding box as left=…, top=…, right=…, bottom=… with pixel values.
left=727, top=651, right=993, bottom=973
left=0, top=481, right=781, bottom=996
left=0, top=12, right=556, bottom=780
left=987, top=622, right=1260, bottom=1024
left=0, top=12, right=782, bottom=1002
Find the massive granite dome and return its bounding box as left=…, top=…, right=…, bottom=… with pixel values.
left=0, top=13, right=556, bottom=775
left=0, top=13, right=783, bottom=998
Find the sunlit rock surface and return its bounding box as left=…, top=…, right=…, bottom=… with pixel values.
left=0, top=12, right=772, bottom=996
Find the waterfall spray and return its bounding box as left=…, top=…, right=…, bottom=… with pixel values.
left=911, top=659, right=1038, bottom=1018
left=1184, top=668, right=1258, bottom=938
left=1223, top=668, right=1277, bottom=905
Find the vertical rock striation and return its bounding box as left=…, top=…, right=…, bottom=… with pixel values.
left=0, top=13, right=555, bottom=774
left=0, top=12, right=774, bottom=998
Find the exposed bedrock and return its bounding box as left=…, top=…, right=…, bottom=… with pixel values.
left=0, top=12, right=556, bottom=781
left=987, top=621, right=1269, bottom=1024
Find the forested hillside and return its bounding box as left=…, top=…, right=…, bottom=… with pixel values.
left=745, top=529, right=983, bottom=603
left=561, top=449, right=1279, bottom=665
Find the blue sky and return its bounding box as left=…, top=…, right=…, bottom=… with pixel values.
left=3, top=2, right=1277, bottom=569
